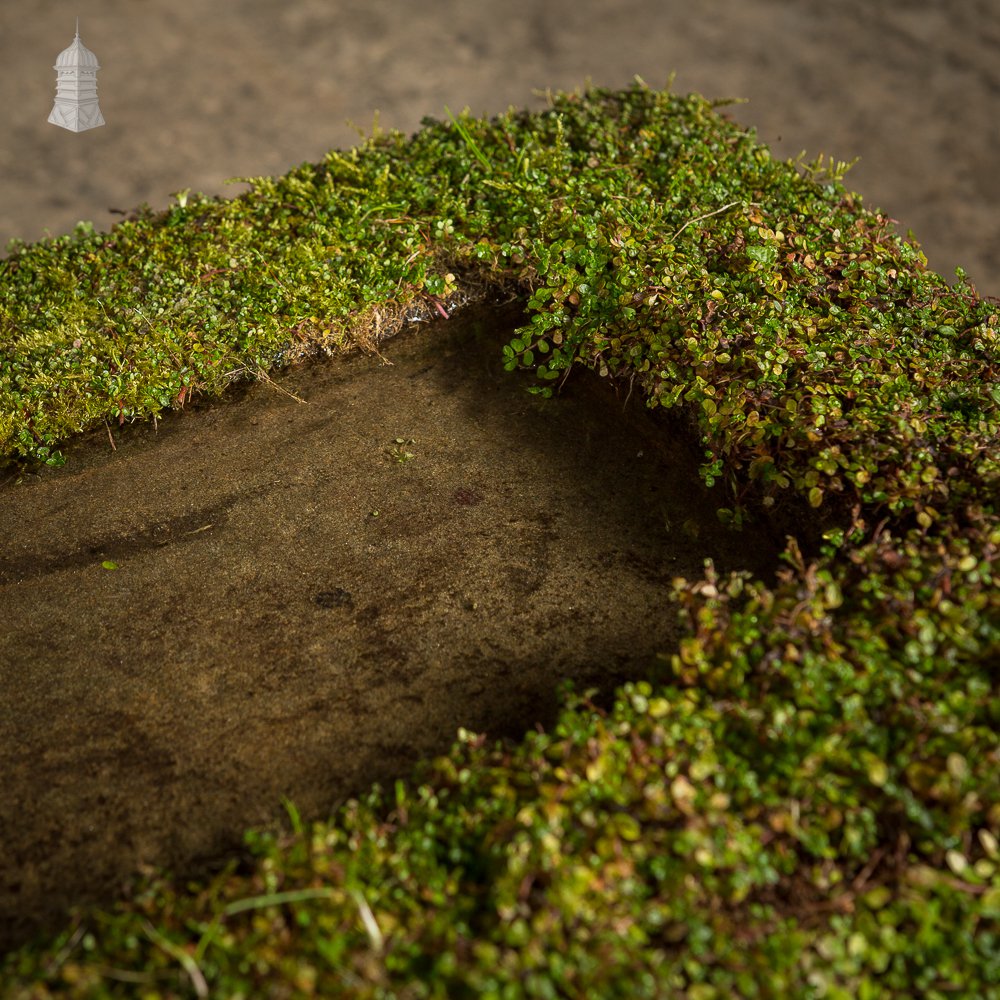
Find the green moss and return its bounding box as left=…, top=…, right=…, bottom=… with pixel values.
left=2, top=82, right=998, bottom=997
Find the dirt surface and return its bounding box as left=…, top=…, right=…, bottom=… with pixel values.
left=1, top=0, right=997, bottom=955
left=0, top=305, right=780, bottom=951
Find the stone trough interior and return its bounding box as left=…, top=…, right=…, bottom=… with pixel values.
left=0, top=305, right=781, bottom=952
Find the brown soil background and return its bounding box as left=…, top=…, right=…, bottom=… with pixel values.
left=0, top=0, right=998, bottom=956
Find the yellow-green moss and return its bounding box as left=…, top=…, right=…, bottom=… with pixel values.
left=2, top=83, right=998, bottom=998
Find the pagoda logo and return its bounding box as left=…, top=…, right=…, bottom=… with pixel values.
left=49, top=19, right=105, bottom=132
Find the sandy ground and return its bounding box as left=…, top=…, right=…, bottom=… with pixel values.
left=1, top=0, right=998, bottom=954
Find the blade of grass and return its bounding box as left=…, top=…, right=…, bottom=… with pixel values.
left=222, top=887, right=338, bottom=917
left=142, top=919, right=209, bottom=999
left=445, top=106, right=492, bottom=173
left=349, top=888, right=385, bottom=954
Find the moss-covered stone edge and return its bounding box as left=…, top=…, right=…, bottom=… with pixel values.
left=1, top=83, right=997, bottom=998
